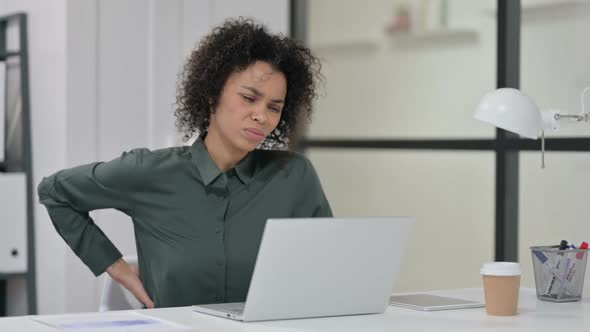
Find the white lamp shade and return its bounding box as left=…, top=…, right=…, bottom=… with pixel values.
left=474, top=88, right=543, bottom=139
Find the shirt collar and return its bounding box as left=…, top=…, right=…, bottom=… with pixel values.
left=191, top=139, right=256, bottom=187
left=234, top=151, right=256, bottom=185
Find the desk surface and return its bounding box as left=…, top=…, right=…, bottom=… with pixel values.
left=1, top=288, right=589, bottom=331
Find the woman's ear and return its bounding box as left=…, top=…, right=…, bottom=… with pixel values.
left=208, top=97, right=215, bottom=112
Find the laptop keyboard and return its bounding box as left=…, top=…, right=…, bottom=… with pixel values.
left=220, top=303, right=245, bottom=314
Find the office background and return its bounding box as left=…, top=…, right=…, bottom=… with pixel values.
left=0, top=0, right=589, bottom=317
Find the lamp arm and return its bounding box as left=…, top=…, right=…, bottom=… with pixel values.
left=551, top=86, right=590, bottom=123
left=539, top=86, right=590, bottom=169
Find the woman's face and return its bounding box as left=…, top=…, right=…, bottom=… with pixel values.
left=208, top=61, right=287, bottom=154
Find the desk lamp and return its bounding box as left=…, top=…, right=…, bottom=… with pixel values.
left=474, top=87, right=590, bottom=168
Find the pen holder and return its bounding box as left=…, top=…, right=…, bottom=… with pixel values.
left=530, top=246, right=589, bottom=302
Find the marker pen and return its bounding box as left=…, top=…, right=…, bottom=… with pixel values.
left=576, top=242, right=588, bottom=260
left=533, top=250, right=564, bottom=280
left=533, top=250, right=575, bottom=295
left=564, top=242, right=589, bottom=288
left=545, top=241, right=569, bottom=295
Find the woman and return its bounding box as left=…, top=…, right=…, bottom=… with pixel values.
left=37, top=18, right=332, bottom=309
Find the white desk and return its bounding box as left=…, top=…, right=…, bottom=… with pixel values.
left=1, top=288, right=589, bottom=331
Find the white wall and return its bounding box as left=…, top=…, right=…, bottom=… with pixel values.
left=0, top=0, right=68, bottom=315
left=2, top=0, right=288, bottom=315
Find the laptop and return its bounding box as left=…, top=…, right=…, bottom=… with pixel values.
left=192, top=217, right=414, bottom=322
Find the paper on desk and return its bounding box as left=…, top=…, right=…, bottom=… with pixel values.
left=31, top=311, right=194, bottom=332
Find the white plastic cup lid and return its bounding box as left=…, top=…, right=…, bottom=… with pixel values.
left=480, top=262, right=522, bottom=276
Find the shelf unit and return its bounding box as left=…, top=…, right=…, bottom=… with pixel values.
left=0, top=13, right=35, bottom=316
left=309, top=39, right=379, bottom=54
left=308, top=28, right=478, bottom=54
left=388, top=29, right=478, bottom=47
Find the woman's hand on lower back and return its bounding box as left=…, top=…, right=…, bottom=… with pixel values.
left=106, top=258, right=155, bottom=309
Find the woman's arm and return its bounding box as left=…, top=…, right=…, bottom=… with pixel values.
left=38, top=149, right=154, bottom=307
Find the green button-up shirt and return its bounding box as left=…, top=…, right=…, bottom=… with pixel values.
left=37, top=139, right=332, bottom=307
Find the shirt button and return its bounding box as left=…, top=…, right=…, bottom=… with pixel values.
left=218, top=193, right=226, bottom=200
left=216, top=258, right=224, bottom=266
left=215, top=227, right=222, bottom=233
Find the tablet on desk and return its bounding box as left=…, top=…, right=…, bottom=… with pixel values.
left=389, top=294, right=485, bottom=311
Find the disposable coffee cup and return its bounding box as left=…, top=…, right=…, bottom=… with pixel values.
left=480, top=262, right=521, bottom=316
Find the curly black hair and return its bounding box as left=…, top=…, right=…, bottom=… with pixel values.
left=174, top=18, right=323, bottom=150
